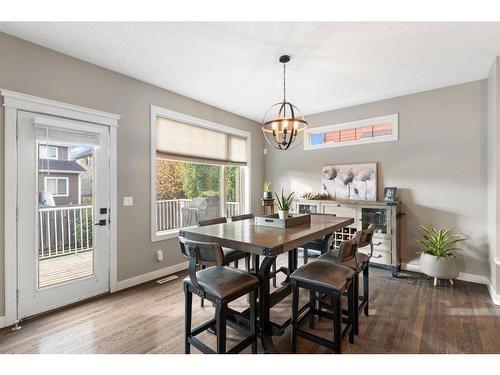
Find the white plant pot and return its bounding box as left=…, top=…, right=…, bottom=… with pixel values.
left=420, top=253, right=459, bottom=279
left=278, top=210, right=289, bottom=219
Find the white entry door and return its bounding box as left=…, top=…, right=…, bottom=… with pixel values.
left=17, top=111, right=111, bottom=319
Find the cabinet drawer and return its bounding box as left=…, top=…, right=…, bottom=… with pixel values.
left=358, top=238, right=391, bottom=253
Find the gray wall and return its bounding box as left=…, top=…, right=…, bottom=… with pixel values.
left=487, top=57, right=500, bottom=294
left=266, top=80, right=489, bottom=277
left=0, top=32, right=264, bottom=316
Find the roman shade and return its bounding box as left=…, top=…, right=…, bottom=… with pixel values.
left=156, top=116, right=247, bottom=165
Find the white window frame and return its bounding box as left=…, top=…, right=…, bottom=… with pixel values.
left=150, top=105, right=252, bottom=242
left=44, top=176, right=69, bottom=197
left=39, top=145, right=59, bottom=159
left=304, top=113, right=399, bottom=150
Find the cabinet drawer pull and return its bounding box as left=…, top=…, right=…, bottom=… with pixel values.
left=372, top=254, right=383, bottom=258
left=375, top=242, right=383, bottom=246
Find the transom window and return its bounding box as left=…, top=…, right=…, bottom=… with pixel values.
left=39, top=145, right=58, bottom=159
left=44, top=177, right=68, bottom=196
left=304, top=114, right=398, bottom=150
left=151, top=106, right=250, bottom=241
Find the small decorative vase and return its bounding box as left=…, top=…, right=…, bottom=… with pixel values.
left=278, top=210, right=289, bottom=219
left=263, top=191, right=272, bottom=199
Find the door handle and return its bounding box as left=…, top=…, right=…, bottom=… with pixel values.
left=94, top=219, right=107, bottom=226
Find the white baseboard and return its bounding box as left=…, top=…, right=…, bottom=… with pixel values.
left=0, top=315, right=5, bottom=329
left=401, top=262, right=421, bottom=273
left=401, top=262, right=499, bottom=305
left=487, top=283, right=500, bottom=305
left=115, top=261, right=188, bottom=292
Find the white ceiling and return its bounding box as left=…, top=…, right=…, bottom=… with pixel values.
left=1, top=22, right=500, bottom=121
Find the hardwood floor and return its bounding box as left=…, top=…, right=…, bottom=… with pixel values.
left=1, top=257, right=499, bottom=354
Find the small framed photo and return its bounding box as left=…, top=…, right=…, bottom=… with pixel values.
left=384, top=187, right=397, bottom=202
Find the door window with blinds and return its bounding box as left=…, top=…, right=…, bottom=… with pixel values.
left=152, top=108, right=249, bottom=240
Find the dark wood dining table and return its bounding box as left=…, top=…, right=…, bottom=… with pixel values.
left=179, top=214, right=354, bottom=353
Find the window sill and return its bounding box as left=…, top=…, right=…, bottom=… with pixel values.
left=151, top=226, right=196, bottom=242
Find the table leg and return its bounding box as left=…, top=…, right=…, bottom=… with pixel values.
left=259, top=255, right=278, bottom=354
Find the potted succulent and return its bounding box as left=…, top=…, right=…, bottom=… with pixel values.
left=416, top=225, right=467, bottom=286
left=263, top=181, right=272, bottom=199
left=275, top=189, right=295, bottom=219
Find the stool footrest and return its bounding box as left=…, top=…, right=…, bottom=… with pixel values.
left=295, top=327, right=337, bottom=351
left=188, top=336, right=216, bottom=354
left=226, top=335, right=256, bottom=354
left=191, top=319, right=216, bottom=336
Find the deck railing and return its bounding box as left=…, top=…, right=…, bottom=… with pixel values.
left=38, top=201, right=242, bottom=258
left=156, top=199, right=192, bottom=232
left=39, top=205, right=93, bottom=259
left=225, top=201, right=240, bottom=218
left=156, top=199, right=241, bottom=232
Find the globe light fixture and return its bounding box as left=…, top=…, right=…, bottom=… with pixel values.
left=262, top=55, right=308, bottom=150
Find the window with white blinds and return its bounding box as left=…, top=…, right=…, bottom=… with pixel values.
left=156, top=116, right=248, bottom=165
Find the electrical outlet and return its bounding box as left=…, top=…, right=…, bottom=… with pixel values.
left=155, top=250, right=163, bottom=262
left=123, top=196, right=134, bottom=206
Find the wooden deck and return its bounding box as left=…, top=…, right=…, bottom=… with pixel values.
left=38, top=251, right=94, bottom=288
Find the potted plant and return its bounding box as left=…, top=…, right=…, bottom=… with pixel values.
left=416, top=225, right=467, bottom=286
left=263, top=181, right=272, bottom=199
left=275, top=189, right=294, bottom=219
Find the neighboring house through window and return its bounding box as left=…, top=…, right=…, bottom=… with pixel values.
left=44, top=177, right=69, bottom=196
left=38, top=144, right=88, bottom=206
left=39, top=145, right=58, bottom=159
left=304, top=113, right=399, bottom=150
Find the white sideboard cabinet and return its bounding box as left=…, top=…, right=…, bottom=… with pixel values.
left=293, top=199, right=402, bottom=276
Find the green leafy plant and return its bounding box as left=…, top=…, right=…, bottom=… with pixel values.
left=275, top=189, right=294, bottom=211
left=263, top=181, right=271, bottom=192
left=416, top=225, right=467, bottom=259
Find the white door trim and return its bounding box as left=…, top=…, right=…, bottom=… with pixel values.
left=1, top=89, right=120, bottom=326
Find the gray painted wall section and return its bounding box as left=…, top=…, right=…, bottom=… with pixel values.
left=0, top=32, right=264, bottom=316
left=265, top=81, right=489, bottom=278
left=487, top=57, right=500, bottom=296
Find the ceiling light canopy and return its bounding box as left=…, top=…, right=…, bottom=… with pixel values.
left=262, top=55, right=308, bottom=150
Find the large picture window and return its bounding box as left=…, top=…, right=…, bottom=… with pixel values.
left=151, top=106, right=250, bottom=241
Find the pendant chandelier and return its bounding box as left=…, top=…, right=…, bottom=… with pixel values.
left=262, top=55, right=308, bottom=150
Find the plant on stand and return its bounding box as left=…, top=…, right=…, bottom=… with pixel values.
left=263, top=181, right=272, bottom=199
left=416, top=225, right=467, bottom=286
left=275, top=189, right=294, bottom=219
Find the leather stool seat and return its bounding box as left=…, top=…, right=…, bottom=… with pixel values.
left=183, top=266, right=258, bottom=302
left=291, top=260, right=355, bottom=291
left=318, top=252, right=369, bottom=272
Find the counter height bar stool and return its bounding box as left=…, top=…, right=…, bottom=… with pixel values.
left=301, top=233, right=333, bottom=265
left=180, top=237, right=259, bottom=354
left=198, top=217, right=251, bottom=307
left=290, top=239, right=357, bottom=354
left=317, top=224, right=375, bottom=335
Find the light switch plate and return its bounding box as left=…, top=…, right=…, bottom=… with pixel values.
left=123, top=196, right=134, bottom=206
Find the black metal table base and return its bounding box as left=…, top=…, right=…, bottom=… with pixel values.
left=212, top=248, right=299, bottom=353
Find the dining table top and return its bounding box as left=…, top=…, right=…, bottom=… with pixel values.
left=180, top=214, right=354, bottom=256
